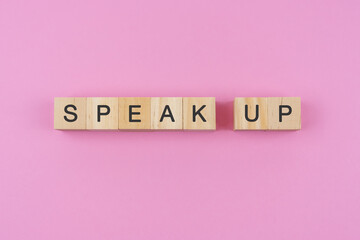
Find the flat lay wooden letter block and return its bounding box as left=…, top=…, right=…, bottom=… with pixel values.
left=234, top=97, right=268, bottom=130
left=54, top=97, right=87, bottom=130
left=151, top=97, right=183, bottom=130
left=183, top=97, right=216, bottom=130
left=86, top=97, right=119, bottom=130
left=267, top=97, right=301, bottom=130
left=118, top=97, right=151, bottom=130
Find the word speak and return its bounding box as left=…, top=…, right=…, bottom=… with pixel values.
left=54, top=97, right=216, bottom=130
left=54, top=97, right=301, bottom=131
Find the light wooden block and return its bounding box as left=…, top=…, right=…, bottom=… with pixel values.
left=234, top=97, right=268, bottom=130
left=54, top=97, right=87, bottom=130
left=118, top=97, right=151, bottom=130
left=86, top=97, right=119, bottom=130
left=267, top=97, right=301, bottom=130
left=151, top=97, right=183, bottom=130
left=183, top=97, right=216, bottom=130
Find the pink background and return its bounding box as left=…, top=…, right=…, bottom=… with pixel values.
left=1, top=0, right=360, bottom=239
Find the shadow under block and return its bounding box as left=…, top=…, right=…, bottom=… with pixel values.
left=234, top=97, right=268, bottom=130
left=151, top=97, right=183, bottom=130
left=54, top=97, right=87, bottom=130
left=86, top=97, right=119, bottom=130
left=118, top=97, right=151, bottom=130
left=267, top=97, right=301, bottom=130
left=183, top=97, right=216, bottom=130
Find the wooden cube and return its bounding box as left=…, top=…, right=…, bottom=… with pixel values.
left=86, top=97, right=119, bottom=130
left=118, top=97, right=151, bottom=130
left=267, top=97, right=301, bottom=130
left=151, top=97, right=183, bottom=130
left=54, top=97, right=87, bottom=130
left=183, top=97, right=216, bottom=130
left=234, top=97, right=267, bottom=130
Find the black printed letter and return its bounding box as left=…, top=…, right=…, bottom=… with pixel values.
left=64, top=104, right=78, bottom=122
left=245, top=105, right=259, bottom=122
left=160, top=105, right=175, bottom=122
left=193, top=105, right=206, bottom=122
left=129, top=105, right=141, bottom=122
left=279, top=105, right=292, bottom=122
left=97, top=105, right=110, bottom=122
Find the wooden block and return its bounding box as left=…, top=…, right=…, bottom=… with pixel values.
left=118, top=97, right=151, bottom=130
left=86, top=97, right=119, bottom=130
left=151, top=97, right=183, bottom=130
left=183, top=97, right=216, bottom=130
left=267, top=97, right=301, bottom=130
left=234, top=97, right=267, bottom=130
left=54, top=97, right=87, bottom=130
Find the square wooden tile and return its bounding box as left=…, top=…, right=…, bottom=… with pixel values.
left=183, top=97, right=216, bottom=130
left=234, top=97, right=267, bottom=130
left=118, top=97, right=151, bottom=130
left=54, top=97, right=87, bottom=130
left=267, top=97, right=301, bottom=130
left=151, top=97, right=182, bottom=130
left=86, top=97, right=119, bottom=130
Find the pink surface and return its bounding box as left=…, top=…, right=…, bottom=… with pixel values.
left=1, top=0, right=360, bottom=239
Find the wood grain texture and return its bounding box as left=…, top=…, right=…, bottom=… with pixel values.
left=267, top=97, right=301, bottom=130
left=151, top=97, right=182, bottom=130
left=86, top=97, right=119, bottom=130
left=54, top=97, right=87, bottom=130
left=183, top=97, right=216, bottom=130
left=234, top=97, right=268, bottom=130
left=118, top=97, right=151, bottom=130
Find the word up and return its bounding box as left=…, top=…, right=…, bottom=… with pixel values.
left=234, top=97, right=301, bottom=130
